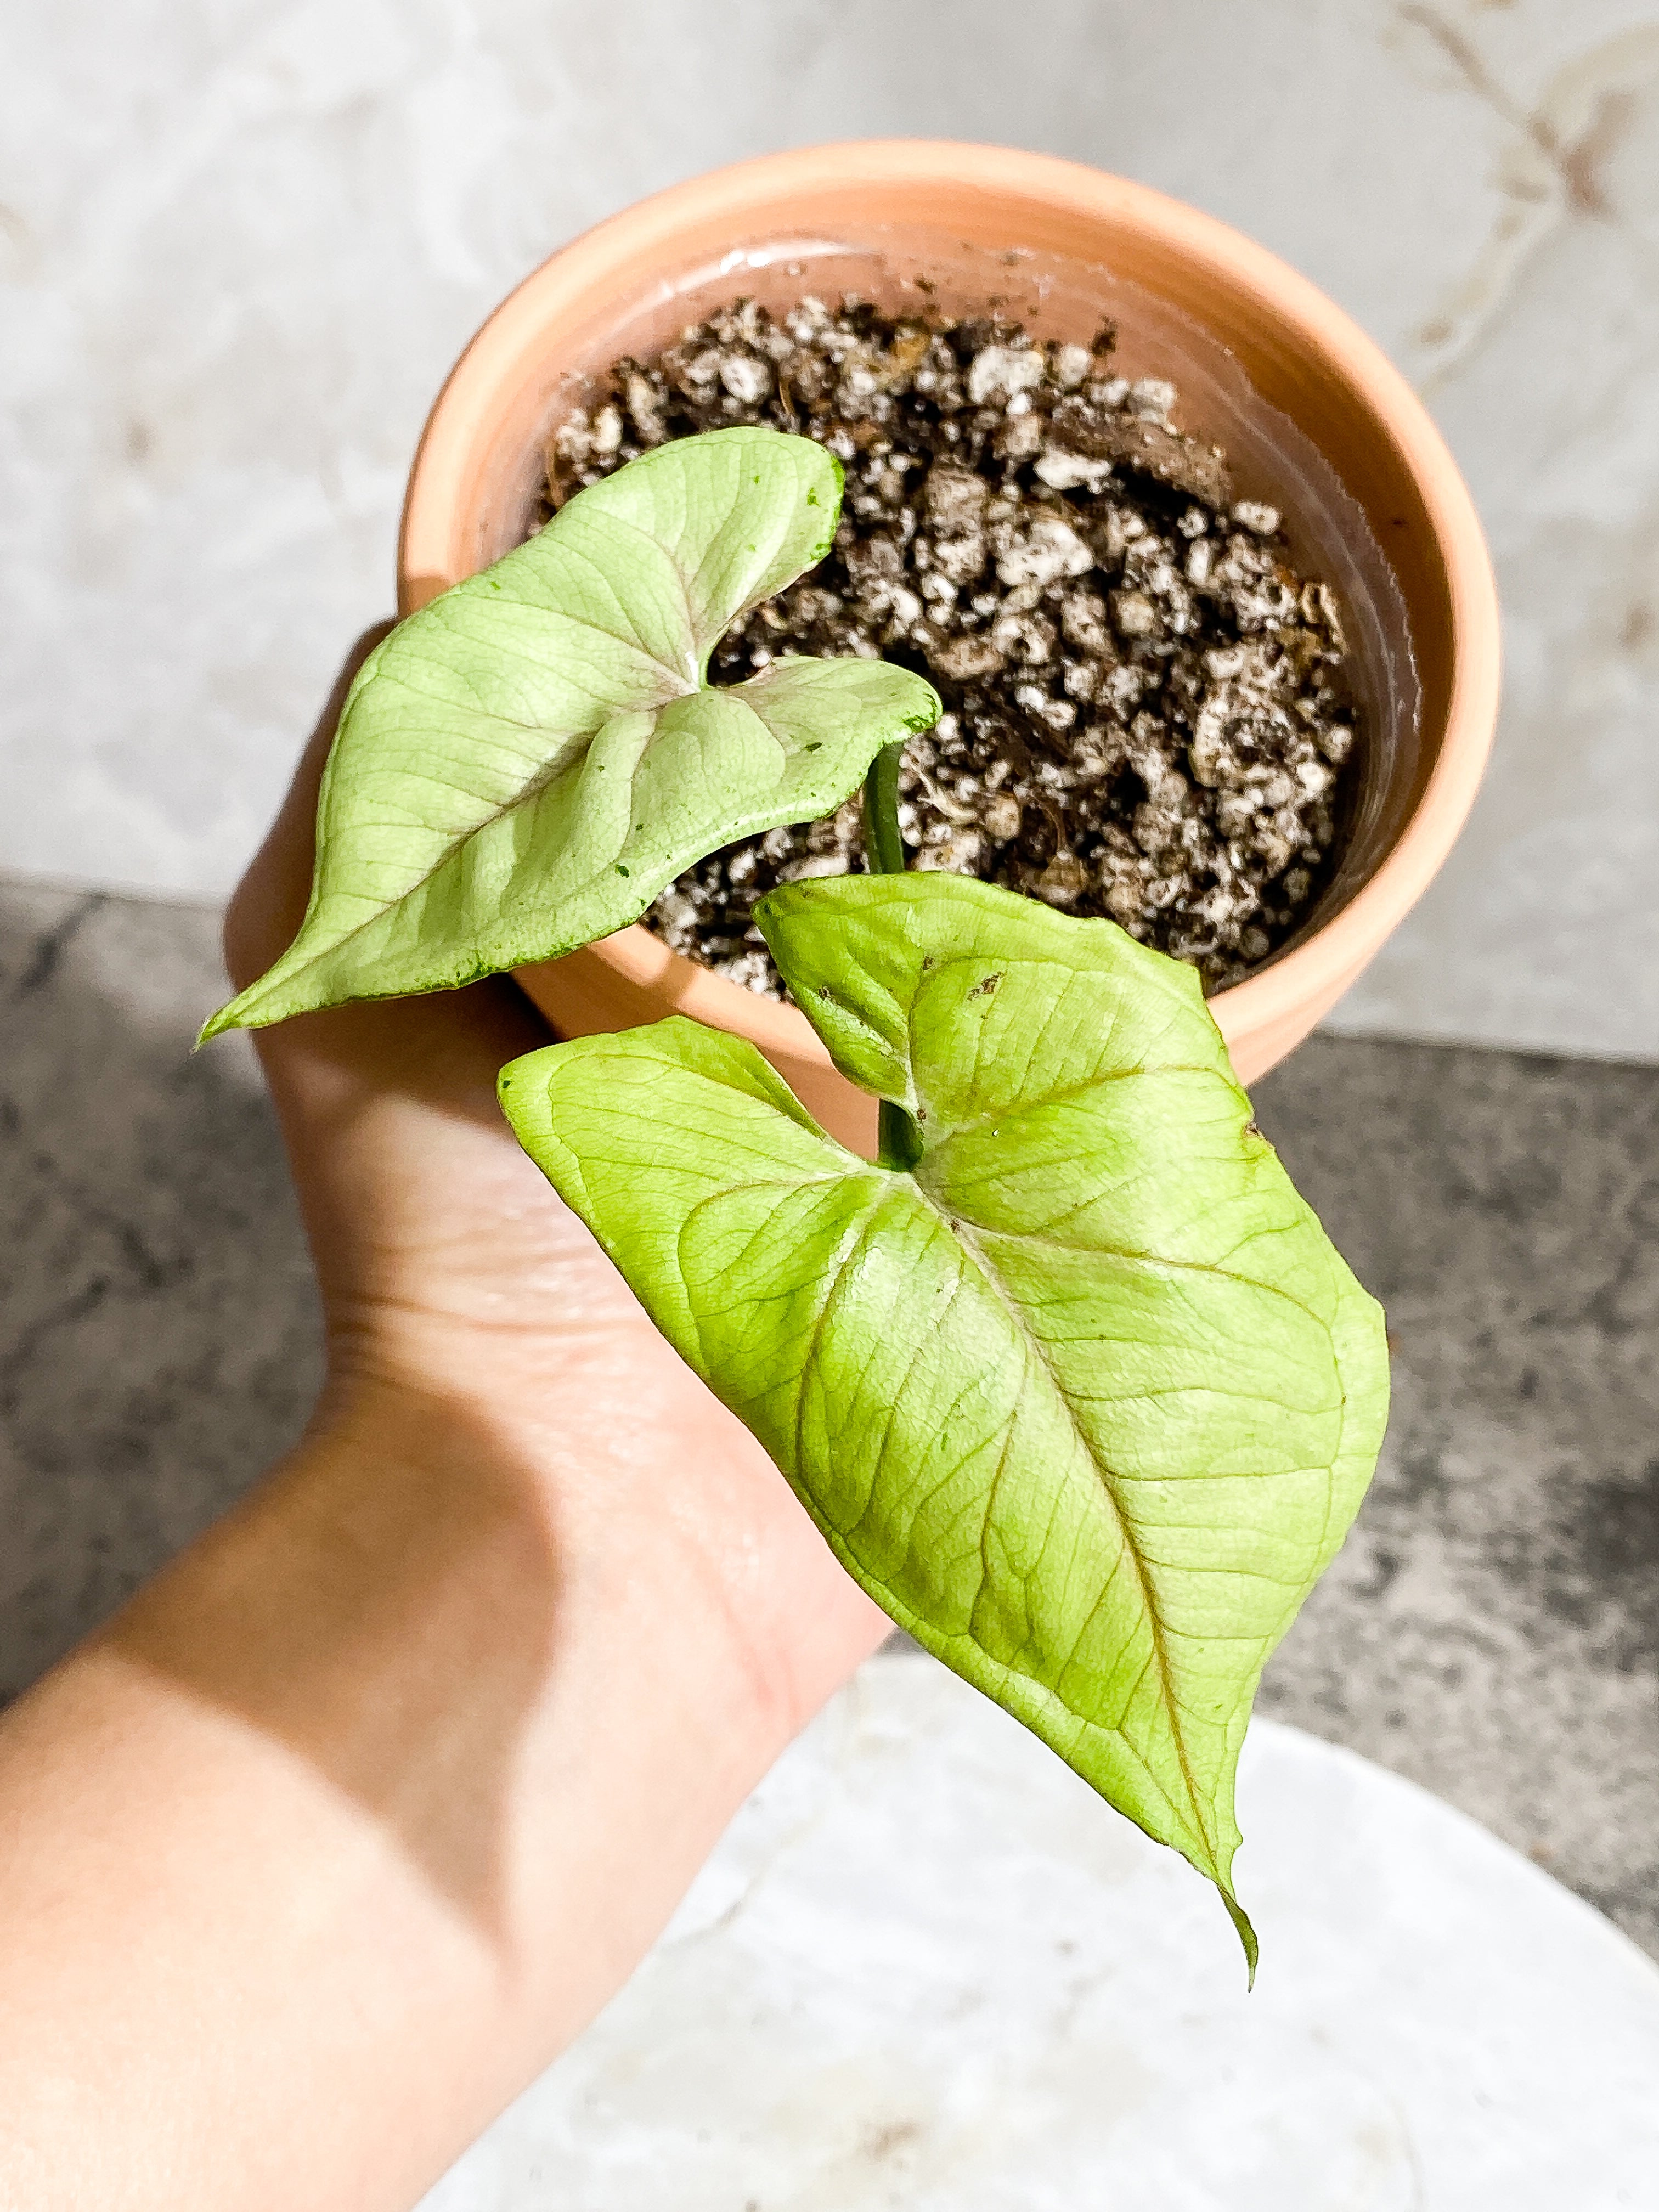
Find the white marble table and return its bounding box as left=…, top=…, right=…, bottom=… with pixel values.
left=420, top=1652, right=1659, bottom=2210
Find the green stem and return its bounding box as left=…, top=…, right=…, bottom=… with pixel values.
left=862, top=743, right=924, bottom=1173
left=861, top=740, right=910, bottom=880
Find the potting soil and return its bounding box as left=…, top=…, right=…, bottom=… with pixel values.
left=545, top=295, right=1358, bottom=997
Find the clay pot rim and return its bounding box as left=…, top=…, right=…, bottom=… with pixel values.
left=400, top=138, right=1501, bottom=1059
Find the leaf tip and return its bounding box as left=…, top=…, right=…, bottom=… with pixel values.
left=195, top=1000, right=240, bottom=1048
left=1222, top=1888, right=1260, bottom=1988
left=903, top=681, right=944, bottom=735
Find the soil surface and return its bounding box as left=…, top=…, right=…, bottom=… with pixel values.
left=545, top=295, right=1358, bottom=997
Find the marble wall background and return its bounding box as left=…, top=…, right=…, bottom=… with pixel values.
left=3, top=0, right=1656, bottom=1058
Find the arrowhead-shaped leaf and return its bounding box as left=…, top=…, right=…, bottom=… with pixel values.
left=497, top=874, right=1390, bottom=1961
left=203, top=428, right=939, bottom=1039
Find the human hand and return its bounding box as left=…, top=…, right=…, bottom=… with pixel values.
left=0, top=631, right=888, bottom=2212
left=223, top=626, right=889, bottom=1743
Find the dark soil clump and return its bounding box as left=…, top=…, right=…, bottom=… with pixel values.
left=544, top=295, right=1358, bottom=997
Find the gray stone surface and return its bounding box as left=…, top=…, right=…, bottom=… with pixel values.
left=0, top=883, right=321, bottom=1695
left=3, top=2, right=1659, bottom=1059
left=1, top=878, right=1655, bottom=1959
left=1252, top=1034, right=1659, bottom=1956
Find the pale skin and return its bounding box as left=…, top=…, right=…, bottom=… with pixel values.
left=0, top=631, right=889, bottom=2209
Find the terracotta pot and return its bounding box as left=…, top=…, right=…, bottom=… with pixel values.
left=398, top=141, right=1500, bottom=1155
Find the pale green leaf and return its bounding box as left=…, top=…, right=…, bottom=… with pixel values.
left=203, top=428, right=939, bottom=1038
left=496, top=874, right=1390, bottom=1962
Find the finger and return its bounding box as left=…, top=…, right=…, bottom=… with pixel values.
left=222, top=623, right=394, bottom=993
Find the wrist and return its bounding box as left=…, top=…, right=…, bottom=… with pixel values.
left=301, top=1296, right=887, bottom=1757
left=0, top=1374, right=808, bottom=2210
left=284, top=1356, right=828, bottom=1782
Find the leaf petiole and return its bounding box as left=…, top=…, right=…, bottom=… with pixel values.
left=861, top=738, right=910, bottom=879
left=862, top=742, right=925, bottom=1172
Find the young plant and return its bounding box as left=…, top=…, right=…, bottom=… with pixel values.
left=210, top=426, right=1390, bottom=1968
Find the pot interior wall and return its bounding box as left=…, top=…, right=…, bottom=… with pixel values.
left=437, top=189, right=1444, bottom=967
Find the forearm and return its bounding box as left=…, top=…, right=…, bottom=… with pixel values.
left=0, top=1379, right=800, bottom=2210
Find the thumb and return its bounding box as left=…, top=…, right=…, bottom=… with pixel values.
left=221, top=623, right=396, bottom=995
